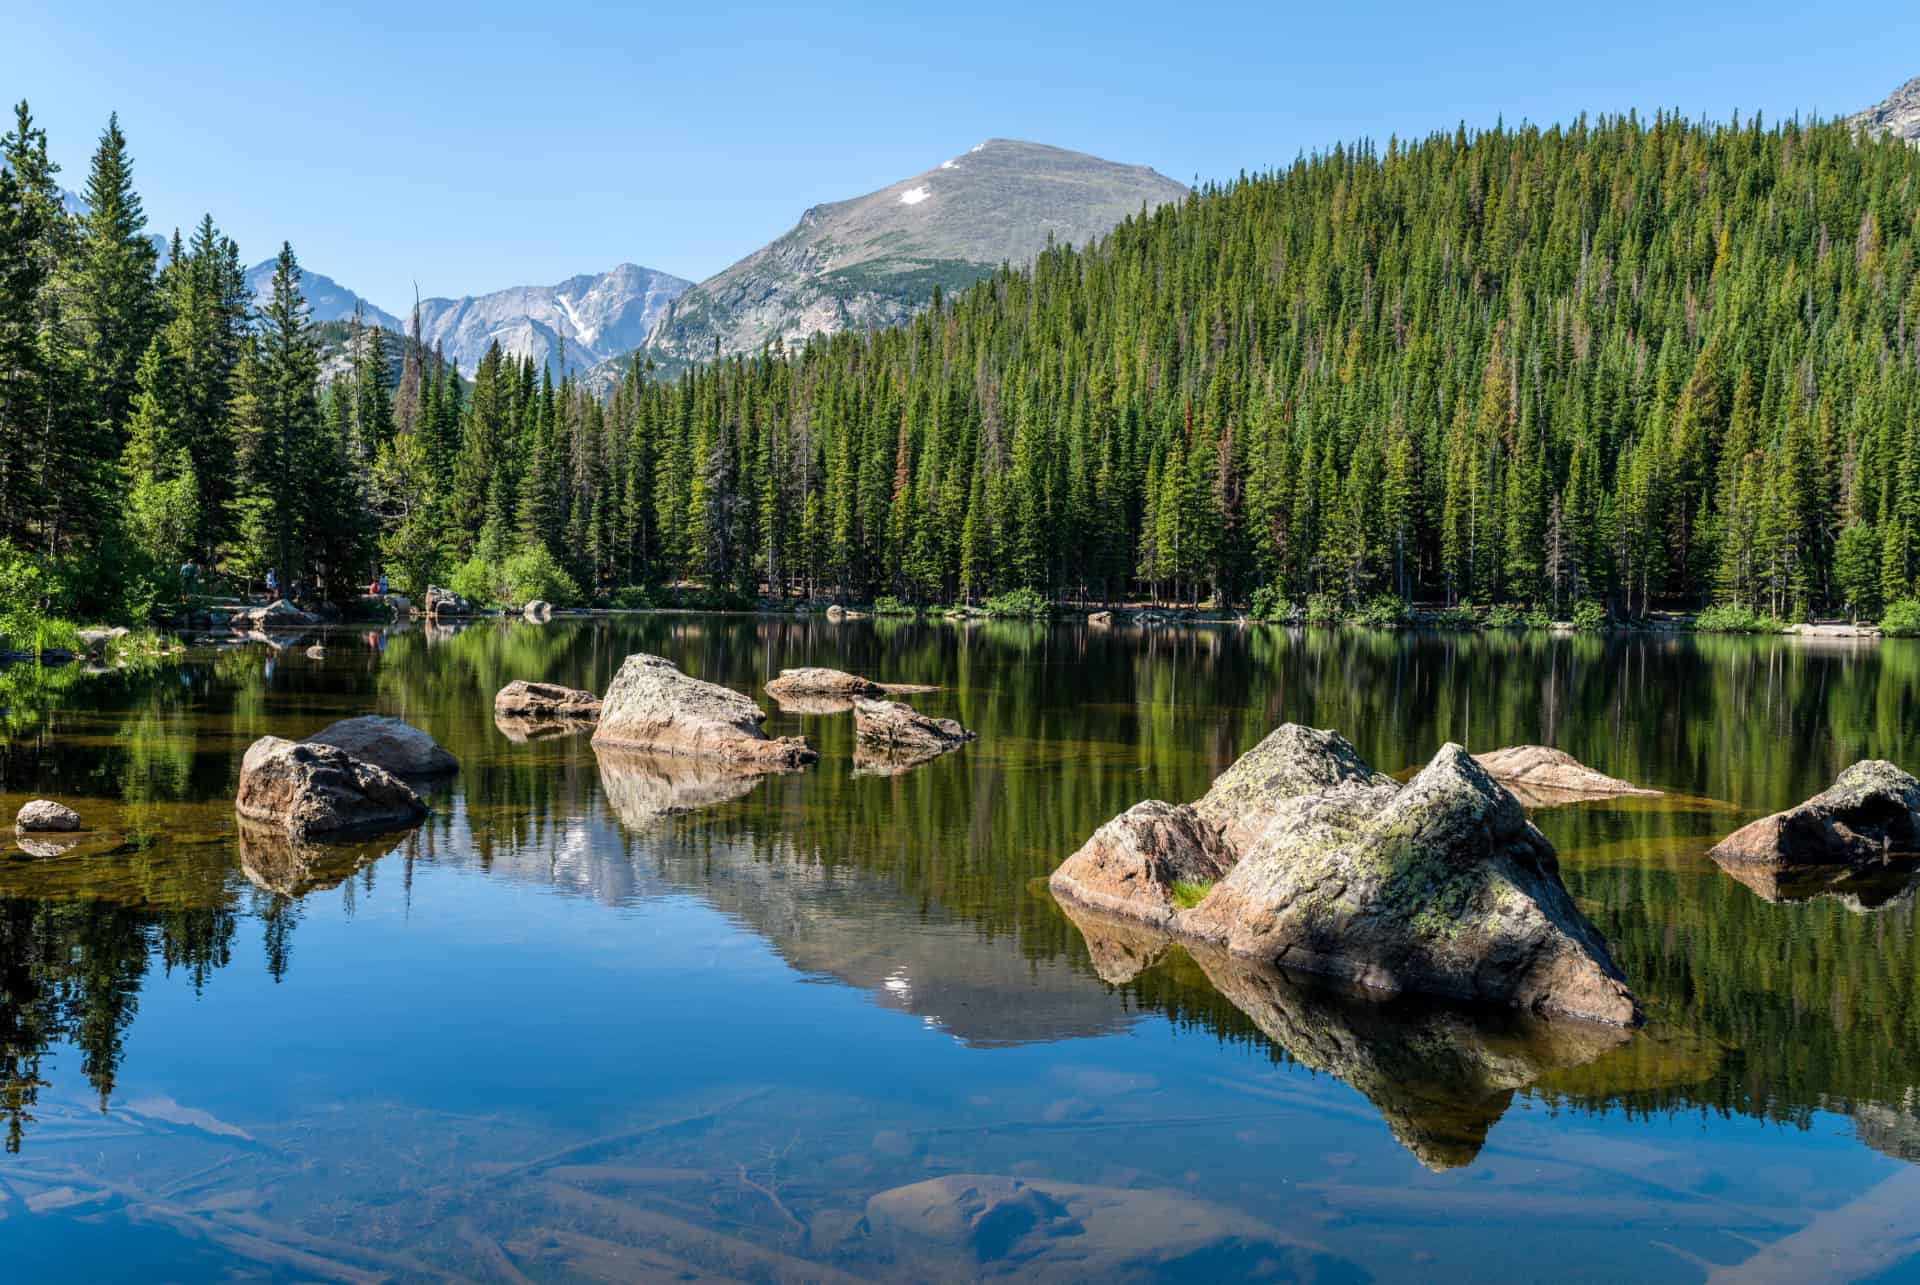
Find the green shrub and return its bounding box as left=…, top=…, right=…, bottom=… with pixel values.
left=1305, top=592, right=1343, bottom=626
left=1571, top=600, right=1608, bottom=632
left=1351, top=594, right=1410, bottom=629
left=672, top=585, right=756, bottom=611
left=1880, top=597, right=1920, bottom=637
left=1428, top=603, right=1479, bottom=630
left=1484, top=603, right=1525, bottom=628
left=872, top=595, right=916, bottom=616
left=1525, top=608, right=1554, bottom=629
left=1247, top=583, right=1291, bottom=621
left=609, top=585, right=656, bottom=609
left=1695, top=603, right=1787, bottom=634
left=983, top=588, right=1049, bottom=618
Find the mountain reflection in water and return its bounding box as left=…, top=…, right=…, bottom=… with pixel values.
left=0, top=616, right=1919, bottom=1279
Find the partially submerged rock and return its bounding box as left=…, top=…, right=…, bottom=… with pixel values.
left=851, top=697, right=975, bottom=770
left=16, top=799, right=81, bottom=833
left=1050, top=725, right=1639, bottom=1025
left=1473, top=745, right=1660, bottom=807
left=235, top=737, right=427, bottom=838
left=766, top=667, right=884, bottom=699
left=1048, top=801, right=1231, bottom=928
left=494, top=679, right=602, bottom=721
left=77, top=626, right=129, bottom=654
left=523, top=599, right=552, bottom=620
left=238, top=599, right=317, bottom=627
left=305, top=644, right=327, bottom=659
left=1708, top=761, right=1920, bottom=868
left=1712, top=852, right=1920, bottom=913
left=304, top=715, right=458, bottom=777
left=590, top=653, right=815, bottom=769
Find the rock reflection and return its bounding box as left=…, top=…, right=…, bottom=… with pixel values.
left=1711, top=853, right=1920, bottom=912
left=235, top=818, right=411, bottom=898
left=1063, top=900, right=1628, bottom=1169
left=594, top=748, right=764, bottom=827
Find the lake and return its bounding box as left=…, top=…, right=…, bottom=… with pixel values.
left=2, top=615, right=1919, bottom=1282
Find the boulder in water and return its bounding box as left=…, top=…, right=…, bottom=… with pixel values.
left=235, top=737, right=427, bottom=838
left=523, top=599, right=552, bottom=620
left=1709, top=760, right=1920, bottom=868
left=1050, top=725, right=1639, bottom=1025
left=15, top=799, right=81, bottom=833
left=304, top=715, right=458, bottom=777
left=590, top=653, right=815, bottom=769
left=766, top=667, right=885, bottom=700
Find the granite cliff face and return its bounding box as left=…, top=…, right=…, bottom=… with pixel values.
left=1849, top=76, right=1920, bottom=144
left=411, top=263, right=691, bottom=377
left=626, top=139, right=1188, bottom=375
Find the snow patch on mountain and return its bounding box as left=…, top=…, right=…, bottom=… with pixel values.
left=899, top=186, right=932, bottom=206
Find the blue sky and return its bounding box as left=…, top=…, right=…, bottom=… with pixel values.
left=13, top=1, right=1919, bottom=313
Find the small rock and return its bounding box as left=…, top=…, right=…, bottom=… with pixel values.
left=766, top=667, right=885, bottom=700
left=494, top=679, right=601, bottom=721
left=523, top=599, right=552, bottom=620
left=851, top=697, right=975, bottom=769
left=825, top=604, right=847, bottom=622
left=305, top=644, right=327, bottom=659
left=16, top=799, right=80, bottom=833
left=303, top=715, right=458, bottom=777
left=424, top=586, right=473, bottom=618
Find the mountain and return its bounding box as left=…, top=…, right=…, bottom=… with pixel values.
left=244, top=259, right=403, bottom=331
left=411, top=263, right=691, bottom=378
left=630, top=139, right=1189, bottom=374
left=1849, top=75, right=1920, bottom=143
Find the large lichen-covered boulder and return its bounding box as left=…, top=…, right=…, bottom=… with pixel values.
left=590, top=653, right=816, bottom=769
left=1709, top=760, right=1920, bottom=868
left=1193, top=724, right=1395, bottom=857
left=235, top=737, right=427, bottom=838
left=16, top=799, right=81, bottom=833
left=1048, top=801, right=1233, bottom=928
left=1181, top=744, right=1637, bottom=1025
left=494, top=679, right=602, bottom=721
left=304, top=715, right=458, bottom=777
left=1473, top=745, right=1660, bottom=808
left=851, top=697, right=974, bottom=769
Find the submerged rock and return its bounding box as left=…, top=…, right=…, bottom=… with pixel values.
left=494, top=679, right=602, bottom=721
left=304, top=715, right=458, bottom=777
left=1050, top=725, right=1639, bottom=1025
left=851, top=697, right=975, bottom=769
left=1472, top=745, right=1660, bottom=807
left=1708, top=761, right=1920, bottom=868
left=235, top=736, right=427, bottom=838
left=590, top=653, right=815, bottom=769
left=864, top=1173, right=1349, bottom=1280
left=15, top=799, right=81, bottom=833
left=1048, top=801, right=1232, bottom=928
left=595, top=747, right=764, bottom=827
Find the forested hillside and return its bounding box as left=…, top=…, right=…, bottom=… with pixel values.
left=5, top=103, right=1920, bottom=624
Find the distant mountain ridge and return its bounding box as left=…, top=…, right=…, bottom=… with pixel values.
left=410, top=264, right=691, bottom=377
left=625, top=139, right=1189, bottom=378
